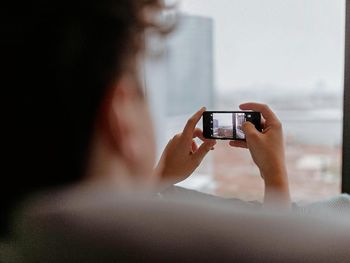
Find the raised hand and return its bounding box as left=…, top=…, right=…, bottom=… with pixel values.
left=230, top=103, right=290, bottom=208
left=155, top=107, right=216, bottom=186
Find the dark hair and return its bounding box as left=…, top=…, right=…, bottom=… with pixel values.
left=1, top=0, right=164, bottom=236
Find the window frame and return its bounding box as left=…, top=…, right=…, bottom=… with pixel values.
left=343, top=0, right=350, bottom=193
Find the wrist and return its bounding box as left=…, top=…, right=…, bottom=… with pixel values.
left=261, top=167, right=289, bottom=191
left=262, top=167, right=291, bottom=206
left=263, top=174, right=291, bottom=209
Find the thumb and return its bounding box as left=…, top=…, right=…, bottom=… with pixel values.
left=242, top=122, right=260, bottom=141
left=192, top=140, right=216, bottom=164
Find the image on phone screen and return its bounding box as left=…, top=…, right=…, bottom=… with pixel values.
left=212, top=112, right=246, bottom=139
left=203, top=111, right=261, bottom=140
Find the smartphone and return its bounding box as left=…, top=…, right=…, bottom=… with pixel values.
left=202, top=111, right=262, bottom=140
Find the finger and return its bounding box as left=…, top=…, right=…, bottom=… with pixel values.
left=229, top=140, right=248, bottom=149
left=239, top=102, right=278, bottom=124
left=242, top=122, right=260, bottom=140
left=191, top=140, right=198, bottom=153
left=182, top=107, right=206, bottom=139
left=193, top=128, right=206, bottom=141
left=193, top=128, right=212, bottom=142
left=192, top=140, right=216, bottom=164
left=261, top=116, right=266, bottom=129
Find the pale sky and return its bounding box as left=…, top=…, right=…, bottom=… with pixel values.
left=214, top=113, right=233, bottom=127
left=179, top=0, right=346, bottom=93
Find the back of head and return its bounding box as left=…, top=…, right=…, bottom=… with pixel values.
left=1, top=0, right=163, bottom=237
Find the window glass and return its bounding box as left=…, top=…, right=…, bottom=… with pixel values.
left=146, top=0, right=345, bottom=203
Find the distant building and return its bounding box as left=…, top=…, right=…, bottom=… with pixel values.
left=164, top=14, right=214, bottom=116
left=213, top=118, right=218, bottom=129
left=145, top=14, right=215, bottom=154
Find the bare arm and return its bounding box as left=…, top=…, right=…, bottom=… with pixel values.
left=230, top=103, right=291, bottom=209
left=155, top=107, right=216, bottom=188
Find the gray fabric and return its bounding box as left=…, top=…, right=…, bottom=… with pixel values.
left=161, top=185, right=261, bottom=208
left=162, top=186, right=350, bottom=215
left=9, top=186, right=350, bottom=263
left=295, top=194, right=350, bottom=215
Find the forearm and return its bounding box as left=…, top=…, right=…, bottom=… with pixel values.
left=153, top=165, right=173, bottom=192
left=261, top=169, right=291, bottom=209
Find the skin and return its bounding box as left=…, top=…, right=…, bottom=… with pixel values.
left=88, top=70, right=290, bottom=207
left=157, top=103, right=290, bottom=208
left=230, top=103, right=291, bottom=208
left=87, top=73, right=157, bottom=190
left=155, top=107, right=217, bottom=187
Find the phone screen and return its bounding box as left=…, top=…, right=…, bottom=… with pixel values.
left=202, top=111, right=262, bottom=140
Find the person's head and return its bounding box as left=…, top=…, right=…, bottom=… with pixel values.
left=1, top=0, right=166, bottom=236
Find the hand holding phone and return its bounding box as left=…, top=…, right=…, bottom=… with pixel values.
left=202, top=111, right=262, bottom=140
left=230, top=103, right=290, bottom=208
left=156, top=107, right=216, bottom=186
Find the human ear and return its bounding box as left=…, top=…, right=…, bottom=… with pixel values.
left=105, top=76, right=143, bottom=166
left=98, top=74, right=156, bottom=179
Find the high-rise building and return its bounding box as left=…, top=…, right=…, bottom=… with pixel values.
left=165, top=14, right=214, bottom=116
left=145, top=14, right=215, bottom=154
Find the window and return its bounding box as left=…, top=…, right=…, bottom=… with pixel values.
left=146, top=0, right=346, bottom=202
left=343, top=0, right=350, bottom=194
